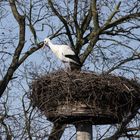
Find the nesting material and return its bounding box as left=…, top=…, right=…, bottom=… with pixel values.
left=30, top=71, right=140, bottom=124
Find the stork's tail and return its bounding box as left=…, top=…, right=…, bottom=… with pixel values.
left=65, top=54, right=82, bottom=71
left=65, top=54, right=82, bottom=66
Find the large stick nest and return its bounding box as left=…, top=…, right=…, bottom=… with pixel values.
left=30, top=71, right=140, bottom=124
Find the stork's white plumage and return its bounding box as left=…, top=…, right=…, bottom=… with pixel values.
left=43, top=38, right=82, bottom=67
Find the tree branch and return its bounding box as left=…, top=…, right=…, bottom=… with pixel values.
left=48, top=0, right=74, bottom=47
left=73, top=0, right=80, bottom=32
left=81, top=9, right=92, bottom=34
left=78, top=0, right=101, bottom=62
left=103, top=105, right=139, bottom=140
left=28, top=0, right=37, bottom=44
left=105, top=54, right=140, bottom=74
left=105, top=2, right=121, bottom=26
left=81, top=5, right=140, bottom=64
left=91, top=0, right=100, bottom=30
left=102, top=12, right=140, bottom=31
left=9, top=0, right=25, bottom=62
left=80, top=34, right=99, bottom=63
left=18, top=43, right=43, bottom=66
left=126, top=126, right=140, bottom=132
left=0, top=0, right=26, bottom=98
left=9, top=0, right=24, bottom=23
left=75, top=9, right=92, bottom=54
left=48, top=123, right=66, bottom=140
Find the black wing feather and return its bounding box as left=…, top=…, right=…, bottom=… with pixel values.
left=65, top=54, right=82, bottom=66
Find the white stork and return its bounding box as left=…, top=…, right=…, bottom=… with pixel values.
left=43, top=38, right=82, bottom=69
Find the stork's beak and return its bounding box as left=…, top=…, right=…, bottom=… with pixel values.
left=38, top=41, right=45, bottom=48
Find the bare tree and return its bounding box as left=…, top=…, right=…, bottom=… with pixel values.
left=0, top=0, right=140, bottom=139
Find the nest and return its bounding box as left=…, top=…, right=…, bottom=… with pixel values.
left=30, top=71, right=140, bottom=124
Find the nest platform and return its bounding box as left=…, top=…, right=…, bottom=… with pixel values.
left=30, top=71, right=140, bottom=125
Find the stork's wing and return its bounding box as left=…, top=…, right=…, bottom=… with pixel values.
left=64, top=54, right=82, bottom=65
left=60, top=45, right=82, bottom=65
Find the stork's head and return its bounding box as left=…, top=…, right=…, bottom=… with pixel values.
left=43, top=38, right=51, bottom=48
left=44, top=38, right=50, bottom=45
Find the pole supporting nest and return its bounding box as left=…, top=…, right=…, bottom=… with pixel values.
left=75, top=123, right=92, bottom=140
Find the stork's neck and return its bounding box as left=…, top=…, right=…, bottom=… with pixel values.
left=48, top=40, right=53, bottom=47
left=47, top=40, right=57, bottom=52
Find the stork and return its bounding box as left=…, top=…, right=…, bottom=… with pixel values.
left=43, top=38, right=82, bottom=70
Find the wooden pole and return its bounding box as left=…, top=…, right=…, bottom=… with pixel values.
left=75, top=123, right=92, bottom=140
